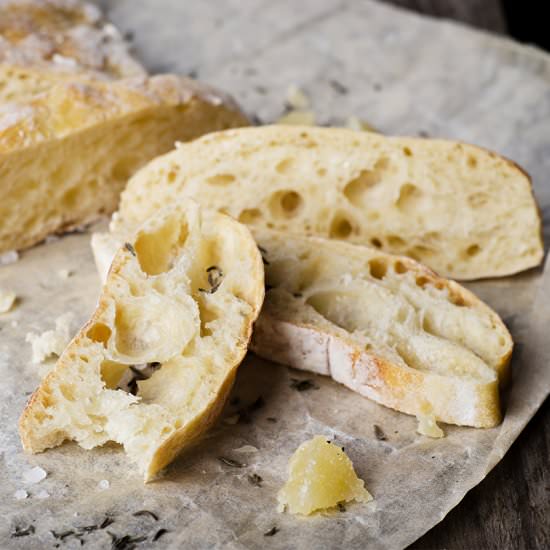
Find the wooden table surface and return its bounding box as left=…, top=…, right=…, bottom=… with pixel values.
left=411, top=398, right=549, bottom=549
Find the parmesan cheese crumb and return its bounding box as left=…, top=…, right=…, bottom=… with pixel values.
left=23, top=466, right=47, bottom=484
left=14, top=489, right=28, bottom=500
left=26, top=313, right=75, bottom=364
left=0, top=289, right=16, bottom=313
left=0, top=250, right=19, bottom=265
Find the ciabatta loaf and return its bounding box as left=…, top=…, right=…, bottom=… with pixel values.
left=0, top=0, right=146, bottom=79
left=0, top=74, right=248, bottom=253
left=20, top=201, right=264, bottom=481
left=249, top=230, right=512, bottom=428
left=111, top=125, right=543, bottom=280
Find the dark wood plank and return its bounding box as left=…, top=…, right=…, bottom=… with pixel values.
left=380, top=0, right=507, bottom=33
left=410, top=397, right=550, bottom=549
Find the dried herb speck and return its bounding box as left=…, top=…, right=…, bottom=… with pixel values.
left=132, top=510, right=159, bottom=521
left=218, top=456, right=244, bottom=468
left=153, top=528, right=169, bottom=541
left=11, top=525, right=35, bottom=537
left=237, top=395, right=265, bottom=424
left=108, top=532, right=147, bottom=550
left=337, top=502, right=347, bottom=512
left=290, top=378, right=318, bottom=392
left=266, top=417, right=277, bottom=423
left=329, top=79, right=348, bottom=94
left=374, top=425, right=387, bottom=441
left=100, top=517, right=115, bottom=529
left=247, top=473, right=263, bottom=487
left=124, top=242, right=136, bottom=256
left=200, top=266, right=223, bottom=294
left=264, top=526, right=279, bottom=537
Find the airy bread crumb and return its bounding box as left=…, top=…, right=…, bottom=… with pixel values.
left=26, top=313, right=74, bottom=363
left=0, top=288, right=16, bottom=313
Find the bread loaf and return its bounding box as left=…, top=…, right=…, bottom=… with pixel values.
left=248, top=230, right=512, bottom=428
left=0, top=0, right=146, bottom=79
left=111, top=125, right=543, bottom=280
left=0, top=74, right=248, bottom=253
left=20, top=201, right=265, bottom=481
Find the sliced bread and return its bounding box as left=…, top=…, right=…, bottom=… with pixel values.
left=111, top=125, right=543, bottom=280
left=249, top=229, right=512, bottom=428
left=0, top=74, right=248, bottom=254
left=19, top=201, right=265, bottom=481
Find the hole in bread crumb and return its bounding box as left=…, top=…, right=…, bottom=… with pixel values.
left=275, top=158, right=294, bottom=174
left=467, top=155, right=478, bottom=168
left=167, top=170, right=178, bottom=183
left=394, top=261, right=407, bottom=274
left=407, top=245, right=434, bottom=261
left=387, top=235, right=405, bottom=247
left=207, top=174, right=236, bottom=186
left=134, top=213, right=188, bottom=276
left=59, top=383, right=76, bottom=401
left=415, top=276, right=430, bottom=288
left=395, top=183, right=423, bottom=213
left=343, top=170, right=380, bottom=206
left=269, top=190, right=304, bottom=218
left=370, top=238, right=382, bottom=248
left=403, top=146, right=413, bottom=157
left=111, top=156, right=139, bottom=181
left=465, top=244, right=481, bottom=257
left=62, top=187, right=80, bottom=208
left=329, top=215, right=353, bottom=239
left=317, top=168, right=327, bottom=177
left=87, top=323, right=112, bottom=344
left=468, top=192, right=489, bottom=208
left=238, top=208, right=263, bottom=224
left=369, top=258, right=387, bottom=279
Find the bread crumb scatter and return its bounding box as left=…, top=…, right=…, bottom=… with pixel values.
left=0, top=288, right=16, bottom=313
left=416, top=409, right=445, bottom=439
left=25, top=312, right=75, bottom=363
left=286, top=85, right=310, bottom=110
left=277, top=435, right=372, bottom=515
left=23, top=466, right=47, bottom=484
left=276, top=110, right=316, bottom=126
left=0, top=250, right=19, bottom=265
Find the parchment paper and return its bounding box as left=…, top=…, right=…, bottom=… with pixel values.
left=2, top=1, right=550, bottom=548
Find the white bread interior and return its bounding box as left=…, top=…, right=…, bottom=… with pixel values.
left=0, top=74, right=248, bottom=254
left=19, top=201, right=264, bottom=481
left=111, top=125, right=543, bottom=280
left=249, top=229, right=512, bottom=428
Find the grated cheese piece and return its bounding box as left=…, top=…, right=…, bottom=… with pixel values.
left=277, top=435, right=372, bottom=515
left=276, top=110, right=316, bottom=126
left=416, top=404, right=445, bottom=438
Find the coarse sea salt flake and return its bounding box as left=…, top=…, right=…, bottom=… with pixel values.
left=98, top=479, right=110, bottom=490
left=14, top=489, right=28, bottom=500
left=23, top=466, right=47, bottom=484
left=36, top=490, right=50, bottom=499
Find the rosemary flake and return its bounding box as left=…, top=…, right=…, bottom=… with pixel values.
left=329, top=79, right=348, bottom=94
left=290, top=378, right=318, bottom=392
left=11, top=525, right=35, bottom=537
left=124, top=242, right=136, bottom=256
left=247, top=473, right=263, bottom=487
left=263, top=526, right=279, bottom=537
left=132, top=510, right=159, bottom=521
left=108, top=532, right=147, bottom=550
left=153, top=528, right=169, bottom=541
left=374, top=424, right=387, bottom=441
left=218, top=456, right=244, bottom=468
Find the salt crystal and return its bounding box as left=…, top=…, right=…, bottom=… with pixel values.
left=14, top=489, right=28, bottom=500
left=98, top=479, right=110, bottom=490
left=23, top=466, right=47, bottom=484
left=0, top=250, right=19, bottom=265
left=36, top=490, right=50, bottom=499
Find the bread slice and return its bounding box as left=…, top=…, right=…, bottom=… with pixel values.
left=19, top=201, right=265, bottom=481
left=0, top=74, right=248, bottom=254
left=0, top=0, right=146, bottom=79
left=91, top=226, right=512, bottom=428
left=111, top=125, right=543, bottom=280
left=248, top=229, right=512, bottom=428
